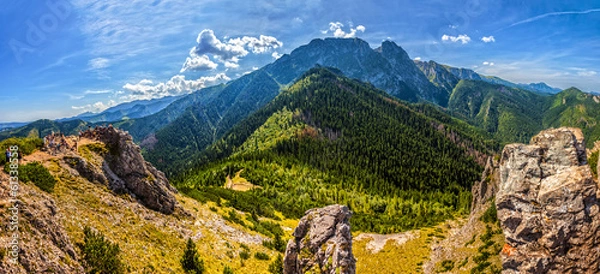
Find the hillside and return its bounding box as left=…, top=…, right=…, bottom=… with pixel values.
left=141, top=38, right=447, bottom=175
left=177, top=68, right=494, bottom=234
left=0, top=131, right=291, bottom=273
left=0, top=129, right=499, bottom=274
left=0, top=119, right=88, bottom=141
left=447, top=80, right=546, bottom=144
left=543, top=87, right=600, bottom=147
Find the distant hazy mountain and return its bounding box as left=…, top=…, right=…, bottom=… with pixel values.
left=0, top=119, right=87, bottom=140
left=59, top=95, right=182, bottom=123
left=414, top=60, right=561, bottom=95
left=518, top=82, right=562, bottom=94
left=0, top=122, right=29, bottom=132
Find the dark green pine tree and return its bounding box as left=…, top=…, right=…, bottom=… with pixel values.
left=268, top=254, right=284, bottom=274
left=181, top=238, right=205, bottom=274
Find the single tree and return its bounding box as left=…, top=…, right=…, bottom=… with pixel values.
left=181, top=238, right=205, bottom=274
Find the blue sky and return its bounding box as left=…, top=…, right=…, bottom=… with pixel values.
left=1, top=0, right=599, bottom=122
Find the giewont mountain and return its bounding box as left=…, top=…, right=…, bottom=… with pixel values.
left=134, top=38, right=451, bottom=174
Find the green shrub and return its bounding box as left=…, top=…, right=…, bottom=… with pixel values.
left=21, top=162, right=56, bottom=192
left=239, top=250, right=250, bottom=260
left=439, top=260, right=455, bottom=272
left=0, top=137, right=42, bottom=165
left=223, top=266, right=234, bottom=274
left=263, top=233, right=287, bottom=252
left=268, top=254, right=284, bottom=274
left=480, top=202, right=498, bottom=224
left=254, top=252, right=270, bottom=261
left=77, top=226, right=125, bottom=274
left=589, top=150, right=598, bottom=178
left=181, top=238, right=204, bottom=274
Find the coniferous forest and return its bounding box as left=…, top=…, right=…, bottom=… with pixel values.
left=176, top=68, right=496, bottom=233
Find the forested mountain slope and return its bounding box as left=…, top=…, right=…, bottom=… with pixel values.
left=177, top=68, right=494, bottom=233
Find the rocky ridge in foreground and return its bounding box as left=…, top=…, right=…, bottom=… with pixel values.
left=496, top=127, right=600, bottom=273
left=284, top=204, right=356, bottom=274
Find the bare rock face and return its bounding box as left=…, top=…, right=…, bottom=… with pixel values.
left=471, top=156, right=499, bottom=215
left=496, top=127, right=600, bottom=273
left=0, top=177, right=83, bottom=273
left=97, top=127, right=177, bottom=215
left=284, top=204, right=356, bottom=274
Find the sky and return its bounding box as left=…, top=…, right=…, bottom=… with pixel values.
left=1, top=0, right=599, bottom=122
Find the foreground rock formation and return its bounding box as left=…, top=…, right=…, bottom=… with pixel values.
left=67, top=127, right=177, bottom=214
left=284, top=204, right=356, bottom=274
left=496, top=127, right=600, bottom=273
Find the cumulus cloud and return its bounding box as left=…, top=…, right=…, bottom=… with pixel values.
left=414, top=57, right=422, bottom=61
left=272, top=52, right=283, bottom=59
left=182, top=29, right=283, bottom=71
left=481, top=36, right=496, bottom=43
left=122, top=73, right=230, bottom=100
left=191, top=29, right=248, bottom=61
left=482, top=61, right=495, bottom=66
left=323, top=22, right=366, bottom=38
left=228, top=35, right=283, bottom=54
left=441, top=34, right=471, bottom=44
left=224, top=61, right=240, bottom=69
left=180, top=55, right=218, bottom=72
left=88, top=58, right=110, bottom=70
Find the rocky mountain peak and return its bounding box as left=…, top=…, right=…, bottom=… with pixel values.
left=376, top=40, right=410, bottom=60
left=496, top=127, right=600, bottom=273
left=284, top=204, right=355, bottom=274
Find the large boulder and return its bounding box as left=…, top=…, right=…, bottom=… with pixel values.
left=97, top=127, right=177, bottom=215
left=496, top=127, right=600, bottom=273
left=284, top=205, right=356, bottom=274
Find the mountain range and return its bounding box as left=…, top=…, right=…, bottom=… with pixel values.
left=2, top=37, right=600, bottom=274
left=2, top=37, right=597, bottom=169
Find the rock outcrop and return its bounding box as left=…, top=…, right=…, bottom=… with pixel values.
left=0, top=174, right=83, bottom=273
left=471, top=156, right=499, bottom=215
left=96, top=127, right=177, bottom=215
left=496, top=127, right=600, bottom=273
left=284, top=204, right=356, bottom=274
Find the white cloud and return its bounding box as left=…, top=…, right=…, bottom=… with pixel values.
left=293, top=17, right=304, bottom=25
left=482, top=61, right=495, bottom=66
left=180, top=55, right=218, bottom=72
left=227, top=35, right=283, bottom=54
left=441, top=34, right=471, bottom=44
left=88, top=57, right=109, bottom=70
left=578, top=70, right=597, bottom=77
left=481, top=36, right=496, bottom=43
left=72, top=100, right=116, bottom=113
left=122, top=73, right=230, bottom=100
left=224, top=61, right=240, bottom=69
left=323, top=22, right=366, bottom=38
left=185, top=29, right=283, bottom=70
left=192, top=29, right=248, bottom=61
left=414, top=57, right=421, bottom=61
left=272, top=52, right=283, bottom=59
left=84, top=89, right=113, bottom=95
